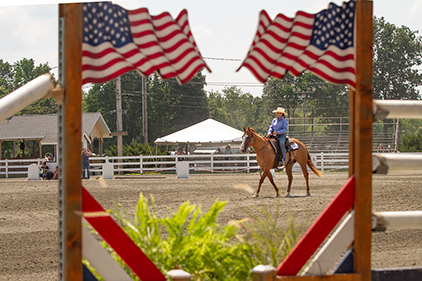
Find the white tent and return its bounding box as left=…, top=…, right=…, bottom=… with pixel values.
left=154, top=118, right=244, bottom=145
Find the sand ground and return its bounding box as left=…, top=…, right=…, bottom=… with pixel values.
left=0, top=171, right=421, bottom=280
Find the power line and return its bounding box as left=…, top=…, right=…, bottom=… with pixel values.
left=203, top=57, right=242, bottom=61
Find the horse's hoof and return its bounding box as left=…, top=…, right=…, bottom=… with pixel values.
left=285, top=193, right=292, bottom=197
left=253, top=194, right=259, bottom=198
left=306, top=193, right=311, bottom=197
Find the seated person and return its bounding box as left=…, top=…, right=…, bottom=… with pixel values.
left=52, top=166, right=59, bottom=180
left=39, top=161, right=54, bottom=180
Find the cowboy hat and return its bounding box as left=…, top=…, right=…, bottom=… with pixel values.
left=272, top=107, right=287, bottom=115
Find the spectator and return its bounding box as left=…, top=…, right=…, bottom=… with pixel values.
left=39, top=161, right=53, bottom=180
left=52, top=166, right=59, bottom=180
left=224, top=145, right=232, bottom=164
left=82, top=147, right=92, bottom=179
left=175, top=147, right=186, bottom=161
left=377, top=144, right=383, bottom=153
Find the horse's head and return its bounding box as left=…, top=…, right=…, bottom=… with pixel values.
left=240, top=127, right=255, bottom=153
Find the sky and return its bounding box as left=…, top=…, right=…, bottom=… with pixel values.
left=1, top=0, right=422, bottom=96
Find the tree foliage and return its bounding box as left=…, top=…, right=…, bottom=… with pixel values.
left=3, top=16, right=422, bottom=154
left=207, top=87, right=264, bottom=134
left=373, top=17, right=422, bottom=100
left=83, top=71, right=209, bottom=146
left=105, top=141, right=167, bottom=157
left=400, top=133, right=422, bottom=152
left=0, top=58, right=56, bottom=114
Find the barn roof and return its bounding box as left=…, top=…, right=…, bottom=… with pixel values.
left=0, top=112, right=111, bottom=143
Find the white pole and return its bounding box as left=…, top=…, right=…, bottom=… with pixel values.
left=373, top=211, right=422, bottom=230
left=372, top=153, right=422, bottom=174
left=373, top=99, right=422, bottom=119
left=0, top=73, right=55, bottom=123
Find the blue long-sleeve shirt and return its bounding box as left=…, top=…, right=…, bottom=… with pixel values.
left=268, top=117, right=289, bottom=136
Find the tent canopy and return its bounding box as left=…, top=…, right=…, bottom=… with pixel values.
left=154, top=118, right=244, bottom=145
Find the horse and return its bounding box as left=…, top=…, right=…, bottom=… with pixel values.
left=240, top=127, right=323, bottom=198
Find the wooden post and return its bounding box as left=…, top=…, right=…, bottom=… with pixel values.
left=349, top=88, right=355, bottom=177
left=353, top=1, right=373, bottom=281
left=38, top=139, right=42, bottom=159
left=58, top=3, right=83, bottom=281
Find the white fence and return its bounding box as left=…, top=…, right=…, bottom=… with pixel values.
left=0, top=152, right=349, bottom=178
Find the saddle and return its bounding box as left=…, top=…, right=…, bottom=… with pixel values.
left=268, top=136, right=299, bottom=168
left=269, top=136, right=299, bottom=154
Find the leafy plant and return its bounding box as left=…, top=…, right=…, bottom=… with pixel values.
left=85, top=194, right=306, bottom=281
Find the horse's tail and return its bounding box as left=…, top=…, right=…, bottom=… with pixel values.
left=306, top=150, right=323, bottom=178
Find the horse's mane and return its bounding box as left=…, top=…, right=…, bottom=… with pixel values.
left=248, top=127, right=267, bottom=141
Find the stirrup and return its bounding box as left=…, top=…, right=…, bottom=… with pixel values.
left=275, top=161, right=285, bottom=170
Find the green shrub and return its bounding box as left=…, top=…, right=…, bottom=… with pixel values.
left=400, top=133, right=422, bottom=152
left=105, top=140, right=167, bottom=157
left=85, top=194, right=305, bottom=281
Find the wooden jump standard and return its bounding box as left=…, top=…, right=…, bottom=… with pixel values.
left=253, top=0, right=374, bottom=280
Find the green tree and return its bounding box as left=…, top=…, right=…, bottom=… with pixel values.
left=400, top=133, right=422, bottom=152
left=0, top=58, right=56, bottom=158
left=148, top=72, right=209, bottom=143
left=83, top=71, right=209, bottom=149
left=262, top=73, right=348, bottom=136
left=373, top=17, right=422, bottom=139
left=105, top=141, right=167, bottom=157
left=0, top=59, right=13, bottom=96
left=373, top=17, right=422, bottom=100
left=207, top=87, right=264, bottom=134
left=0, top=58, right=56, bottom=114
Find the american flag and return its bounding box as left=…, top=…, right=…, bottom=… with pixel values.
left=238, top=0, right=356, bottom=89
left=82, top=2, right=211, bottom=85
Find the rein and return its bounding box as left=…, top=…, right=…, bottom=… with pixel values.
left=250, top=132, right=268, bottom=154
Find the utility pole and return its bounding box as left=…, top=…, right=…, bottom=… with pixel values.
left=116, top=76, right=123, bottom=157
left=142, top=76, right=148, bottom=144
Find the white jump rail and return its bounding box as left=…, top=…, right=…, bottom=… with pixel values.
left=372, top=211, right=422, bottom=231
left=373, top=99, right=422, bottom=120
left=372, top=153, right=422, bottom=174
left=0, top=73, right=56, bottom=123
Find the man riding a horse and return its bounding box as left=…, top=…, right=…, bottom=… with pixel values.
left=267, top=107, right=289, bottom=168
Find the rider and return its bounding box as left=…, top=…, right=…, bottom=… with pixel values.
left=266, top=107, right=289, bottom=167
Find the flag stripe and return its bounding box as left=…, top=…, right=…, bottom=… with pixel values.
left=82, top=2, right=210, bottom=85
left=238, top=0, right=356, bottom=88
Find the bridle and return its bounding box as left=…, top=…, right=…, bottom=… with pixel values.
left=244, top=130, right=267, bottom=154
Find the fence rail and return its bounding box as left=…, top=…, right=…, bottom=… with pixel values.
left=0, top=152, right=350, bottom=178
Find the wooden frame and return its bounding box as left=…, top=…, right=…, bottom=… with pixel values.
left=58, top=1, right=374, bottom=280
left=58, top=3, right=83, bottom=280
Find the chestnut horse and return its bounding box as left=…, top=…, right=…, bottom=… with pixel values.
left=240, top=127, right=323, bottom=197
